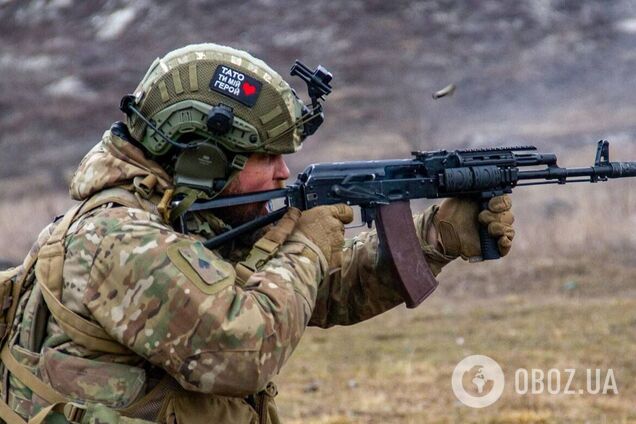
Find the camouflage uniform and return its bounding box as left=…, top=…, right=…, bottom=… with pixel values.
left=1, top=130, right=450, bottom=423
left=0, top=42, right=459, bottom=423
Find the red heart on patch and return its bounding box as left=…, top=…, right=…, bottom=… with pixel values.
left=242, top=81, right=257, bottom=96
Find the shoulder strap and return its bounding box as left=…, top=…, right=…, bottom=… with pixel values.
left=35, top=203, right=85, bottom=300
left=235, top=208, right=301, bottom=284
left=35, top=188, right=149, bottom=355
left=3, top=252, right=40, bottom=346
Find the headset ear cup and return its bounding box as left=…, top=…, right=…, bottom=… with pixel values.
left=174, top=144, right=229, bottom=194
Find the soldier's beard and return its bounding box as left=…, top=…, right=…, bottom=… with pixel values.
left=214, top=179, right=285, bottom=227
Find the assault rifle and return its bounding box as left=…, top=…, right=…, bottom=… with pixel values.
left=179, top=141, right=636, bottom=308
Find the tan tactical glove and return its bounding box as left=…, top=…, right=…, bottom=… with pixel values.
left=296, top=204, right=354, bottom=270
left=433, top=195, right=514, bottom=261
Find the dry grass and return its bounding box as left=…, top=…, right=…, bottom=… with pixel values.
left=275, top=264, right=636, bottom=423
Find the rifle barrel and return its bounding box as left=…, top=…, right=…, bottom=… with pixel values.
left=517, top=161, right=636, bottom=181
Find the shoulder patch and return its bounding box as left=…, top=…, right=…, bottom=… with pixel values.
left=167, top=242, right=235, bottom=295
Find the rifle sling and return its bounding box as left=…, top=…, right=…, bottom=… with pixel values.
left=235, top=208, right=302, bottom=284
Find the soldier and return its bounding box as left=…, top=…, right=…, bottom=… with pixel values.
left=0, top=44, right=514, bottom=423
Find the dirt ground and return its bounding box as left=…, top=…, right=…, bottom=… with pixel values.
left=275, top=252, right=636, bottom=423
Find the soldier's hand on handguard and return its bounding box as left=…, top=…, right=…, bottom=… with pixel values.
left=432, top=194, right=514, bottom=261
left=296, top=204, right=354, bottom=270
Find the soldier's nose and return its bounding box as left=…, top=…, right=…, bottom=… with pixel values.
left=274, top=155, right=290, bottom=181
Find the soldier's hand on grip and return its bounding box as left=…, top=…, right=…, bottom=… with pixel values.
left=434, top=194, right=514, bottom=261
left=296, top=204, right=354, bottom=270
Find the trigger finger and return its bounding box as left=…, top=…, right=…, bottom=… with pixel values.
left=330, top=204, right=354, bottom=224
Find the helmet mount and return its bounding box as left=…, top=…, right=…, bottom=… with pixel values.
left=120, top=94, right=195, bottom=151
left=289, top=60, right=333, bottom=137
left=207, top=104, right=235, bottom=135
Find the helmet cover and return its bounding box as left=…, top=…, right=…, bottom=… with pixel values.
left=128, top=43, right=307, bottom=157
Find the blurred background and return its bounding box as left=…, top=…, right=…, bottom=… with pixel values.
left=1, top=1, right=635, bottom=422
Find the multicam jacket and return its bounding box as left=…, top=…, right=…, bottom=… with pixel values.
left=1, top=127, right=451, bottom=424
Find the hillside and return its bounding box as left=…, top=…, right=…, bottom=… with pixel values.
left=1, top=0, right=636, bottom=192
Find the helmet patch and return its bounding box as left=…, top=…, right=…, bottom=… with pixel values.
left=209, top=65, right=262, bottom=107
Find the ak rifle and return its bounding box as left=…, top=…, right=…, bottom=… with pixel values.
left=180, top=141, right=636, bottom=308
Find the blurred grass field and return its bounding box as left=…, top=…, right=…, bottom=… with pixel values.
left=276, top=252, right=636, bottom=423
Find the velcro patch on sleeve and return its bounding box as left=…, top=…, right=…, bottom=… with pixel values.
left=167, top=242, right=235, bottom=295
left=209, top=65, right=262, bottom=107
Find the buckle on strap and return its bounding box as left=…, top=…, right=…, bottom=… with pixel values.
left=255, top=382, right=278, bottom=424
left=235, top=238, right=280, bottom=284
left=63, top=402, right=87, bottom=424
left=234, top=207, right=301, bottom=285
left=133, top=174, right=158, bottom=199
left=247, top=238, right=279, bottom=268
left=264, top=381, right=278, bottom=398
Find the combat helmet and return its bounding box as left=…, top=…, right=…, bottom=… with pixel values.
left=120, top=43, right=332, bottom=198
